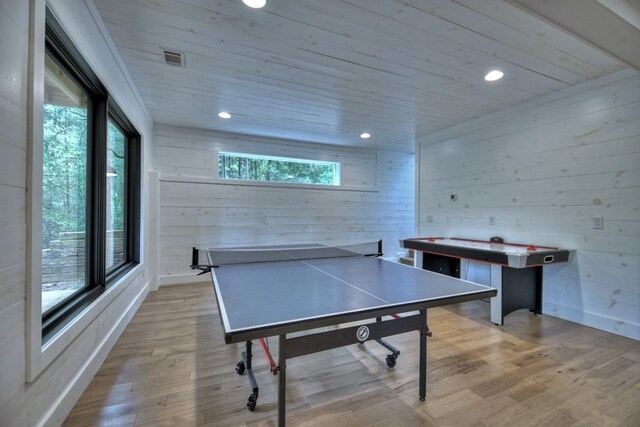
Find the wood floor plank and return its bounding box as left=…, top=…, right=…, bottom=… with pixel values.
left=63, top=282, right=640, bottom=426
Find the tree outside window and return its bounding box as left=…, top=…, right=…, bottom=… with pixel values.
left=218, top=152, right=339, bottom=186
left=42, top=53, right=89, bottom=313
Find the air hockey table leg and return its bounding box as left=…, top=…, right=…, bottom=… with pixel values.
left=413, top=250, right=423, bottom=269
left=490, top=264, right=503, bottom=325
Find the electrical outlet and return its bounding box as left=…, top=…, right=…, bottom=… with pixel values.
left=427, top=215, right=433, bottom=223
left=489, top=216, right=495, bottom=225
left=593, top=216, right=604, bottom=229
left=450, top=193, right=457, bottom=201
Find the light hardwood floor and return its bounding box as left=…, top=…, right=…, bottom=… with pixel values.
left=64, top=282, right=640, bottom=426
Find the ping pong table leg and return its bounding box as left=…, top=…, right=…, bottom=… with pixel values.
left=278, top=334, right=287, bottom=427
left=238, top=341, right=259, bottom=411
left=375, top=316, right=401, bottom=367
left=419, top=309, right=427, bottom=401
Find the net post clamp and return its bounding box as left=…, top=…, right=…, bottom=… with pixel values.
left=190, top=247, right=218, bottom=275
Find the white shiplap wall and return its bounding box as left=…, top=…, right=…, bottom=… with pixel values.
left=417, top=70, right=640, bottom=340
left=0, top=1, right=154, bottom=426
left=155, top=125, right=414, bottom=285
left=0, top=1, right=29, bottom=424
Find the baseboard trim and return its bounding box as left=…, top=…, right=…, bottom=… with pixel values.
left=39, top=280, right=150, bottom=427
left=159, top=273, right=209, bottom=286
left=544, top=302, right=639, bottom=341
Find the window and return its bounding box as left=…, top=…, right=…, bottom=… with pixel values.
left=41, top=9, right=141, bottom=341
left=42, top=53, right=89, bottom=313
left=106, top=120, right=126, bottom=272
left=218, top=151, right=340, bottom=186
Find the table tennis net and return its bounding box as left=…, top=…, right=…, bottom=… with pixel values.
left=198, top=241, right=382, bottom=266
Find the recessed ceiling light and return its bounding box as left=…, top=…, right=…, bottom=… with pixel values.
left=484, top=70, right=504, bottom=82
left=242, top=0, right=266, bottom=8
left=218, top=112, right=231, bottom=119
left=360, top=132, right=371, bottom=139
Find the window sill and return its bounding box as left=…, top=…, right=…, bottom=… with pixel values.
left=159, top=174, right=379, bottom=193
left=27, top=263, right=145, bottom=382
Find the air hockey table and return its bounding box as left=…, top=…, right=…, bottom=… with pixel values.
left=401, top=237, right=572, bottom=325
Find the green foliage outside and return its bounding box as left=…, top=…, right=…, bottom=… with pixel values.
left=42, top=104, right=126, bottom=249
left=219, top=153, right=338, bottom=185
left=107, top=121, right=126, bottom=234
left=42, top=104, right=88, bottom=249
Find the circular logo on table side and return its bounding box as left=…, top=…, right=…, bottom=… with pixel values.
left=356, top=325, right=370, bottom=342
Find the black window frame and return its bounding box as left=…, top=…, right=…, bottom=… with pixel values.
left=42, top=8, right=141, bottom=342
left=106, top=103, right=141, bottom=279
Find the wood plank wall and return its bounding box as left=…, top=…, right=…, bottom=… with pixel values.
left=0, top=1, right=29, bottom=424
left=416, top=70, right=640, bottom=340
left=0, top=1, right=154, bottom=426
left=154, top=125, right=415, bottom=285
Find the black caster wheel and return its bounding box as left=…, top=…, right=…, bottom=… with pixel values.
left=247, top=393, right=257, bottom=411
left=235, top=361, right=245, bottom=375
left=386, top=354, right=397, bottom=368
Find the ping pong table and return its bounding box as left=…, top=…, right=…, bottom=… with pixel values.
left=192, top=242, right=496, bottom=426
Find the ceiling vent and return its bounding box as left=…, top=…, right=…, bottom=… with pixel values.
left=162, top=49, right=185, bottom=67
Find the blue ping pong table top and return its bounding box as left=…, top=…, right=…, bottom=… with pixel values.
left=208, top=252, right=496, bottom=343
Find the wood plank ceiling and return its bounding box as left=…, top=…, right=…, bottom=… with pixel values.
left=92, top=0, right=637, bottom=153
